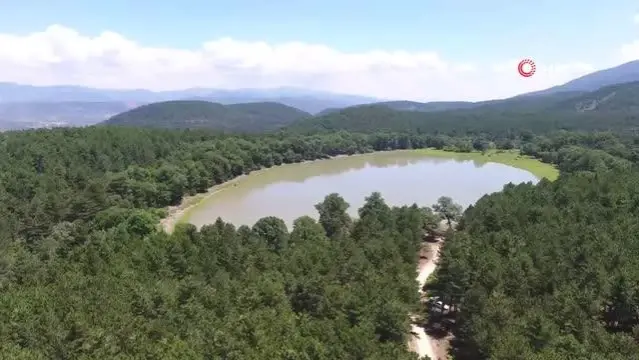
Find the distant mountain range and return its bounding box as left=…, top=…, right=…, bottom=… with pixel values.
left=319, top=60, right=639, bottom=115
left=2, top=60, right=639, bottom=131
left=523, top=60, right=639, bottom=96
left=0, top=101, right=134, bottom=130
left=0, top=84, right=378, bottom=130
left=185, top=88, right=378, bottom=114
left=373, top=81, right=639, bottom=116
left=103, top=80, right=639, bottom=134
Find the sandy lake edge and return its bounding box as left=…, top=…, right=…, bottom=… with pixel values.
left=160, top=154, right=351, bottom=233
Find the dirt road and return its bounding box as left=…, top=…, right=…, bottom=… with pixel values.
left=409, top=241, right=442, bottom=360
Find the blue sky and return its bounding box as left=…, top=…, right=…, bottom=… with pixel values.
left=2, top=0, right=636, bottom=64
left=0, top=0, right=638, bottom=100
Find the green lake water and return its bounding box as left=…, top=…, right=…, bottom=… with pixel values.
left=185, top=151, right=539, bottom=228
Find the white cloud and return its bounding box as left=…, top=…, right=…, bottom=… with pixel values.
left=621, top=41, right=639, bottom=62
left=0, top=24, right=614, bottom=101
left=619, top=15, right=639, bottom=62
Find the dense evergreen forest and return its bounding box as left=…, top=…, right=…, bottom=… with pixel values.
left=1, top=103, right=639, bottom=359
left=429, top=170, right=639, bottom=359
left=287, top=104, right=639, bottom=138
left=103, top=101, right=311, bottom=132
left=286, top=82, right=639, bottom=139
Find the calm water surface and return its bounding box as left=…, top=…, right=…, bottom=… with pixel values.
left=185, top=151, right=539, bottom=228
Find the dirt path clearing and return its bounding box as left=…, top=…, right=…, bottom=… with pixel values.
left=409, top=240, right=447, bottom=360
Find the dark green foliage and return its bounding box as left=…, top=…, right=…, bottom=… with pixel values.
left=315, top=193, right=352, bottom=239
left=432, top=196, right=462, bottom=227
left=548, top=81, right=639, bottom=113
left=287, top=103, right=639, bottom=138
left=429, top=167, right=639, bottom=359
left=286, top=82, right=639, bottom=138
left=103, top=100, right=311, bottom=132
left=318, top=100, right=477, bottom=116
left=0, top=190, right=427, bottom=359
left=1, top=125, right=509, bottom=245
left=0, top=125, right=460, bottom=358
left=2, top=100, right=639, bottom=359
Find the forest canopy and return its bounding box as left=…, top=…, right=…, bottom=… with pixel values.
left=429, top=169, right=639, bottom=359
left=102, top=100, right=311, bottom=132
left=1, top=101, right=639, bottom=359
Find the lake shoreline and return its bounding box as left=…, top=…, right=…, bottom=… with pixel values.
left=414, top=148, right=558, bottom=180
left=160, top=149, right=557, bottom=233
left=160, top=153, right=359, bottom=233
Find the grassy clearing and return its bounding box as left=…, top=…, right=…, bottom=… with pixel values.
left=413, top=148, right=559, bottom=181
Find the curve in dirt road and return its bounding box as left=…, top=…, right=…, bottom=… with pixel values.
left=410, top=241, right=442, bottom=360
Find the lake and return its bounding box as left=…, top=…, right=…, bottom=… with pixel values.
left=184, top=150, right=540, bottom=228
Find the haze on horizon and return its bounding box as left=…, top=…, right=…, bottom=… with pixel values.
left=1, top=0, right=638, bottom=102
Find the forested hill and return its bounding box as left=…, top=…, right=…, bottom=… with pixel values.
left=306, top=80, right=639, bottom=124
left=547, top=80, right=639, bottom=113
left=286, top=104, right=639, bottom=137
left=316, top=100, right=477, bottom=116
left=94, top=81, right=639, bottom=136
left=287, top=82, right=639, bottom=136
left=103, top=100, right=311, bottom=132
left=523, top=59, right=639, bottom=96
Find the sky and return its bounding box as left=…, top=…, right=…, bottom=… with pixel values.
left=0, top=0, right=638, bottom=101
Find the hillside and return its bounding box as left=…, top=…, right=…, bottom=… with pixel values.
left=287, top=104, right=533, bottom=135
left=190, top=95, right=376, bottom=115
left=377, top=100, right=476, bottom=112
left=5, top=61, right=639, bottom=130
left=6, top=61, right=639, bottom=131
left=314, top=61, right=639, bottom=116
left=548, top=80, right=639, bottom=113
left=316, top=91, right=584, bottom=116
left=226, top=101, right=312, bottom=126
left=472, top=91, right=586, bottom=112
left=523, top=60, right=639, bottom=96
left=287, top=83, right=639, bottom=136
left=103, top=100, right=311, bottom=132
left=191, top=88, right=379, bottom=114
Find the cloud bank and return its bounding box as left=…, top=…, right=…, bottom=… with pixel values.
left=0, top=25, right=635, bottom=101
left=622, top=16, right=639, bottom=62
